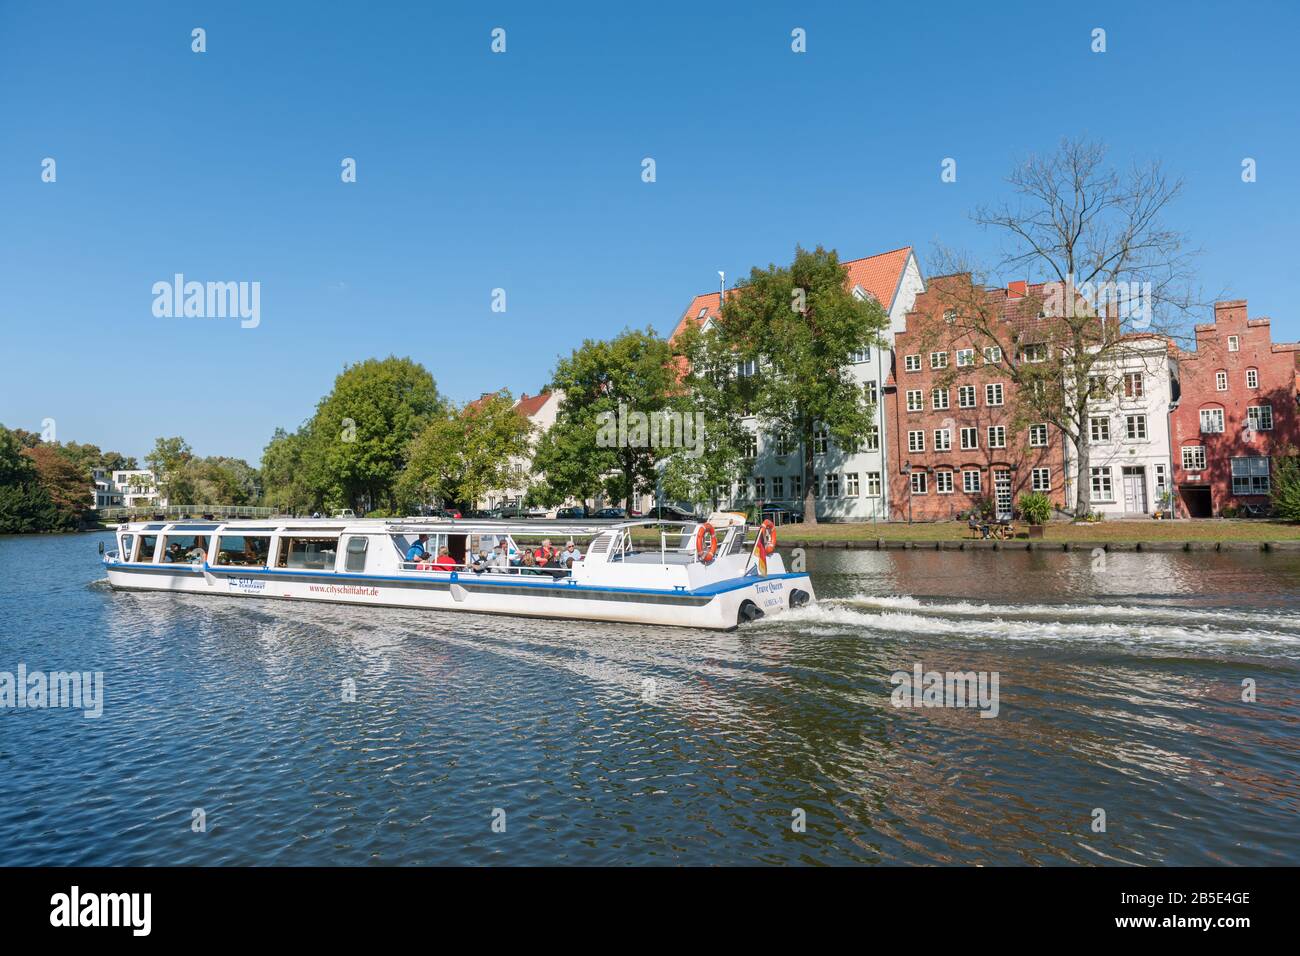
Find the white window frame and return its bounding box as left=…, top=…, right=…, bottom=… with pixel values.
left=1090, top=416, right=1110, bottom=442
left=960, top=427, right=978, bottom=450
left=962, top=469, right=982, bottom=493
left=1247, top=404, right=1273, bottom=431
left=904, top=354, right=921, bottom=372
left=933, top=428, right=952, bottom=451
left=906, top=389, right=924, bottom=412
left=1215, top=371, right=1228, bottom=391
left=958, top=385, right=976, bottom=408
left=1246, top=368, right=1259, bottom=389
left=935, top=470, right=954, bottom=494
left=1200, top=408, right=1225, bottom=434
left=930, top=351, right=948, bottom=370
left=1090, top=467, right=1114, bottom=502
left=1181, top=445, right=1206, bottom=471
left=931, top=387, right=950, bottom=410
left=1028, top=423, right=1048, bottom=447
left=1227, top=335, right=1239, bottom=352
left=987, top=425, right=1006, bottom=449
left=985, top=382, right=1004, bottom=406
left=910, top=472, right=928, bottom=495
left=865, top=472, right=882, bottom=497
left=1125, top=414, right=1147, bottom=440
left=1031, top=467, right=1051, bottom=492
left=908, top=430, right=925, bottom=453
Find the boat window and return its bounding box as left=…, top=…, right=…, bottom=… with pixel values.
left=214, top=534, right=272, bottom=567
left=137, top=535, right=158, bottom=562
left=120, top=534, right=135, bottom=561
left=345, top=536, right=368, bottom=572
left=277, top=537, right=339, bottom=570
left=159, top=535, right=210, bottom=564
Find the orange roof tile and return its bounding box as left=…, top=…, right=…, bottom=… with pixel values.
left=671, top=246, right=913, bottom=343
left=513, top=391, right=552, bottom=418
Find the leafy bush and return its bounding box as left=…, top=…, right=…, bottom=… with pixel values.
left=1271, top=456, right=1300, bottom=522
left=1017, top=492, right=1052, bottom=525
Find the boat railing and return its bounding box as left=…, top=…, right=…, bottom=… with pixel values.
left=397, top=559, right=577, bottom=578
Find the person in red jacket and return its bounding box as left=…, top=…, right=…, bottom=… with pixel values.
left=433, top=546, right=457, bottom=571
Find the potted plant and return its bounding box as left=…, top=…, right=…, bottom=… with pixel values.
left=1018, top=491, right=1052, bottom=538
left=1154, top=489, right=1173, bottom=519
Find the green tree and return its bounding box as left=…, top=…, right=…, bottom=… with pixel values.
left=660, top=319, right=751, bottom=511
left=716, top=246, right=889, bottom=524
left=145, top=436, right=197, bottom=504
left=22, top=444, right=88, bottom=530
left=260, top=426, right=316, bottom=515
left=532, top=329, right=676, bottom=508
left=1271, top=454, right=1300, bottom=522
left=0, top=426, right=60, bottom=533
left=304, top=356, right=446, bottom=512
left=397, top=393, right=532, bottom=510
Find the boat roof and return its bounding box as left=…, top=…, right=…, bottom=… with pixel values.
left=116, top=516, right=699, bottom=536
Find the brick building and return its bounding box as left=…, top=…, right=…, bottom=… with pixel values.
left=1169, top=300, right=1300, bottom=516
left=885, top=276, right=1068, bottom=521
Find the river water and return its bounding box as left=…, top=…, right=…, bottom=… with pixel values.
left=1, top=531, right=1297, bottom=865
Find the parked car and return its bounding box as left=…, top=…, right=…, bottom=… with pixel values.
left=332, top=509, right=357, bottom=519
left=645, top=505, right=697, bottom=523
left=526, top=505, right=551, bottom=518
left=495, top=503, right=529, bottom=519
left=760, top=504, right=804, bottom=525
left=463, top=509, right=499, bottom=519
left=555, top=506, right=587, bottom=520
left=592, top=507, right=627, bottom=520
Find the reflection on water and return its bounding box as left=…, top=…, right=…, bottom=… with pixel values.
left=0, top=533, right=1297, bottom=865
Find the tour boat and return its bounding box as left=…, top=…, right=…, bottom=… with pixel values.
left=100, top=515, right=815, bottom=630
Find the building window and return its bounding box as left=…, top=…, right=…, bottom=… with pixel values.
left=1247, top=405, right=1273, bottom=431
left=934, top=428, right=952, bottom=451
left=910, top=472, right=928, bottom=495
left=736, top=359, right=757, bottom=378
left=906, top=389, right=924, bottom=412
left=1231, top=456, right=1270, bottom=495
left=1227, top=335, right=1239, bottom=352
left=1125, top=414, right=1147, bottom=440
left=771, top=476, right=784, bottom=499
left=825, top=473, right=840, bottom=497
left=904, top=354, right=921, bottom=372
left=743, top=433, right=759, bottom=459
left=865, top=472, right=881, bottom=497
left=1123, top=372, right=1144, bottom=399
left=791, top=475, right=802, bottom=499
left=812, top=427, right=828, bottom=454
left=935, top=471, right=954, bottom=494
left=1029, top=423, right=1048, bottom=447
left=1090, top=467, right=1114, bottom=502
left=864, top=381, right=878, bottom=405
left=984, top=346, right=1002, bottom=364
left=1090, top=417, right=1110, bottom=442
left=1088, top=375, right=1109, bottom=401
left=774, top=432, right=795, bottom=456
left=844, top=473, right=859, bottom=497
left=932, top=387, right=950, bottom=410
left=1215, top=371, right=1228, bottom=391
left=851, top=346, right=872, bottom=363
left=1199, top=408, right=1225, bottom=434
left=943, top=309, right=957, bottom=324
left=958, top=385, right=976, bottom=408
left=754, top=476, right=767, bottom=499
left=956, top=348, right=975, bottom=367
left=813, top=475, right=822, bottom=498
left=930, top=351, right=948, bottom=370
left=1155, top=464, right=1168, bottom=496
left=960, top=427, right=978, bottom=450
left=908, top=430, right=925, bottom=453
left=987, top=426, right=1006, bottom=449
left=1182, top=445, right=1206, bottom=471
left=963, top=469, right=981, bottom=493
left=985, top=382, right=1004, bottom=406
left=860, top=425, right=880, bottom=452
left=1246, top=368, right=1259, bottom=389
left=1032, top=468, right=1051, bottom=492
left=1020, top=343, right=1047, bottom=363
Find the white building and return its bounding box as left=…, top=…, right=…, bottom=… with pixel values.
left=478, top=390, right=564, bottom=511
left=670, top=246, right=925, bottom=521
left=91, top=469, right=165, bottom=510
left=1064, top=336, right=1176, bottom=517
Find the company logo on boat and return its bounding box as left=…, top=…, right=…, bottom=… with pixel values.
left=227, top=577, right=266, bottom=593
left=890, top=663, right=1000, bottom=718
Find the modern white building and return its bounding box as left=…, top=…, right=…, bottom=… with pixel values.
left=1063, top=336, right=1176, bottom=517
left=477, top=390, right=563, bottom=511
left=90, top=469, right=165, bottom=510
left=670, top=246, right=925, bottom=521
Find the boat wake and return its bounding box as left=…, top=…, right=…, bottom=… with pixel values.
left=759, top=593, right=1300, bottom=654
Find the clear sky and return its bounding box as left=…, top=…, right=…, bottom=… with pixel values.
left=2, top=1, right=1297, bottom=464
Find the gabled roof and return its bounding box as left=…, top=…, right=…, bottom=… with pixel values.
left=514, top=391, right=553, bottom=418
left=671, top=246, right=914, bottom=342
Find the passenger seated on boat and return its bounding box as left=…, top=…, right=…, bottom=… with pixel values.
left=405, top=534, right=431, bottom=564
left=534, top=539, right=555, bottom=565
left=433, top=547, right=457, bottom=571
left=162, top=542, right=185, bottom=563
left=560, top=541, right=582, bottom=567
left=515, top=550, right=539, bottom=574
left=185, top=538, right=208, bottom=563
left=469, top=549, right=490, bottom=574
left=487, top=541, right=510, bottom=571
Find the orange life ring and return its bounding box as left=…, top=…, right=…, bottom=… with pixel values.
left=756, top=519, right=777, bottom=556
left=695, top=523, right=718, bottom=563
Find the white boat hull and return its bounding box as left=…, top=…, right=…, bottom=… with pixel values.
left=104, top=563, right=815, bottom=631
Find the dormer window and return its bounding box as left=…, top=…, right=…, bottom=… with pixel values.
left=698, top=308, right=709, bottom=319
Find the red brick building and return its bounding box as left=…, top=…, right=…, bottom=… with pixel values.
left=885, top=276, right=1069, bottom=521
left=1169, top=300, right=1300, bottom=516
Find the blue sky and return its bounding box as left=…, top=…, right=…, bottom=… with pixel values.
left=2, top=1, right=1297, bottom=464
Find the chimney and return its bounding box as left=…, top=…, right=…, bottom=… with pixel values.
left=1007, top=280, right=1027, bottom=299
left=718, top=270, right=726, bottom=306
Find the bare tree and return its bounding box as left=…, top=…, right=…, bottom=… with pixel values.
left=929, top=138, right=1202, bottom=516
